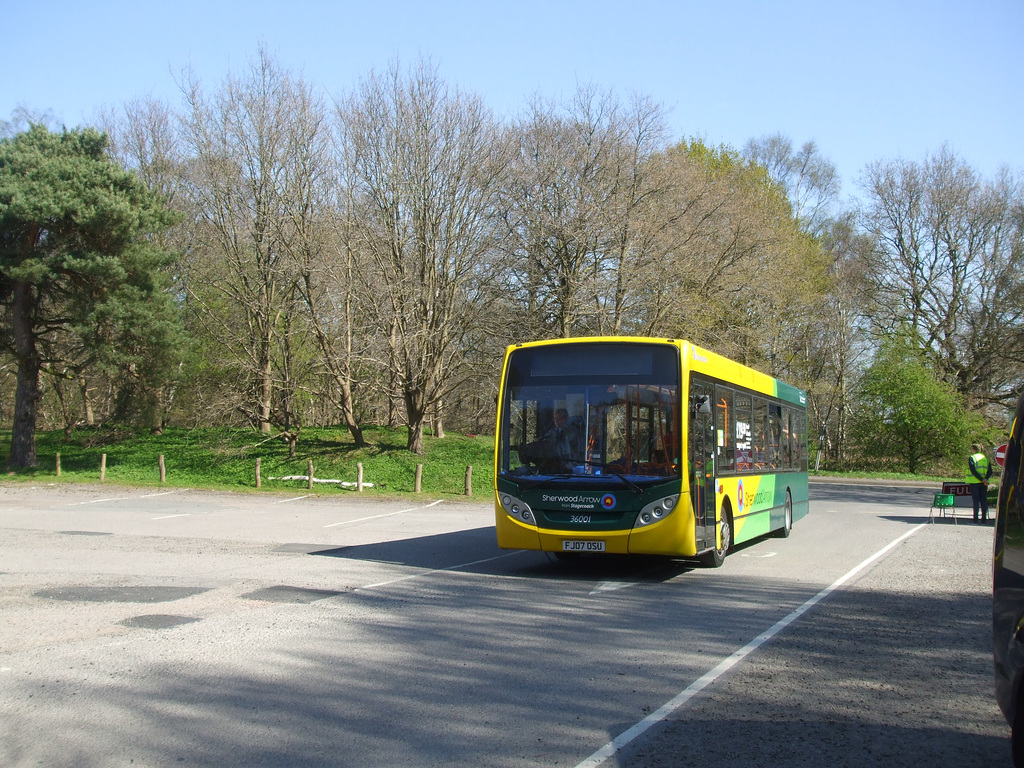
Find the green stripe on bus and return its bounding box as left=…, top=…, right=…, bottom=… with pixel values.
left=774, top=380, right=807, bottom=407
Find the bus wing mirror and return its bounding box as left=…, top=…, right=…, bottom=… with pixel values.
left=694, top=395, right=712, bottom=415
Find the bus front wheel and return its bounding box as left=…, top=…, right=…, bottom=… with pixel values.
left=700, top=509, right=732, bottom=568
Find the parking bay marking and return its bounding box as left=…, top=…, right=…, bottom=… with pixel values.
left=355, top=549, right=525, bottom=591
left=574, top=523, right=928, bottom=768
left=323, top=499, right=443, bottom=528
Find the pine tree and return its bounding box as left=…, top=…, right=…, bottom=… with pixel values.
left=0, top=124, right=180, bottom=468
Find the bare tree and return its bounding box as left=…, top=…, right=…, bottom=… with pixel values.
left=294, top=140, right=368, bottom=447
left=177, top=47, right=325, bottom=445
left=800, top=214, right=875, bottom=468
left=338, top=59, right=508, bottom=453
left=744, top=132, right=840, bottom=236
left=593, top=93, right=675, bottom=335
left=861, top=146, right=1024, bottom=407
left=501, top=86, right=626, bottom=337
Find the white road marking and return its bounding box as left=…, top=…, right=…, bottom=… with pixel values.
left=573, top=523, right=928, bottom=768
left=71, top=490, right=185, bottom=506
left=151, top=514, right=190, bottom=520
left=356, top=550, right=525, bottom=591
left=324, top=499, right=443, bottom=528
left=590, top=581, right=635, bottom=595
left=275, top=495, right=313, bottom=504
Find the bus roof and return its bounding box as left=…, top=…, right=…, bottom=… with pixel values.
left=505, top=337, right=807, bottom=407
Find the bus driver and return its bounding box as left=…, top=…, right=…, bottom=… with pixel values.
left=517, top=408, right=584, bottom=473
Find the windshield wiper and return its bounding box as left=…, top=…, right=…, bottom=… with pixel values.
left=518, top=474, right=575, bottom=492
left=510, top=462, right=645, bottom=495
left=577, top=460, right=644, bottom=494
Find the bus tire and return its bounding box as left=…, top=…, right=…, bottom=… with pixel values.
left=700, top=506, right=732, bottom=568
left=775, top=491, right=793, bottom=538
left=1013, top=685, right=1024, bottom=768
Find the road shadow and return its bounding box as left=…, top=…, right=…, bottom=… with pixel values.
left=4, top=571, right=1006, bottom=767
left=301, top=522, right=780, bottom=586
left=304, top=526, right=701, bottom=585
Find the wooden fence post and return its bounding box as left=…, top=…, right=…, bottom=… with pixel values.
left=357, top=462, right=364, bottom=492
left=415, top=464, right=423, bottom=493
left=465, top=465, right=473, bottom=496
left=307, top=458, right=314, bottom=490
left=255, top=457, right=262, bottom=488
left=159, top=455, right=166, bottom=483
left=56, top=452, right=61, bottom=477
left=100, top=454, right=106, bottom=481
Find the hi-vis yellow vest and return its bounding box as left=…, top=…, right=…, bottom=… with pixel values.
left=966, top=452, right=991, bottom=484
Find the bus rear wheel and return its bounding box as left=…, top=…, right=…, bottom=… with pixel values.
left=775, top=491, right=793, bottom=538
left=700, top=509, right=732, bottom=568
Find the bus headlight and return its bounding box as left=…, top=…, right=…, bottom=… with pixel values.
left=634, top=495, right=679, bottom=528
left=500, top=493, right=536, bottom=525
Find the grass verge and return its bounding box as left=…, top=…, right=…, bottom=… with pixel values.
left=1, top=427, right=997, bottom=504
left=0, top=426, right=495, bottom=499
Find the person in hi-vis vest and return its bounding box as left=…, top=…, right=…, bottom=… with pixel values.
left=966, top=443, right=993, bottom=523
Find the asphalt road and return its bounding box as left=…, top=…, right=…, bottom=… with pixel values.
left=0, top=481, right=1009, bottom=767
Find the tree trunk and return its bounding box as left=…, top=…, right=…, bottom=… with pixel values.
left=388, top=322, right=400, bottom=429
left=405, top=385, right=426, bottom=454
left=78, top=376, right=95, bottom=426
left=9, top=282, right=41, bottom=469
left=433, top=398, right=445, bottom=439
left=258, top=342, right=273, bottom=435
left=149, top=388, right=165, bottom=436
left=338, top=378, right=366, bottom=447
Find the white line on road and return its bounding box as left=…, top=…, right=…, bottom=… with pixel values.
left=356, top=549, right=524, bottom=591
left=70, top=490, right=186, bottom=506
left=275, top=495, right=313, bottom=504
left=590, top=581, right=636, bottom=595
left=324, top=499, right=443, bottom=528
left=573, top=523, right=928, bottom=768
left=151, top=514, right=190, bottom=520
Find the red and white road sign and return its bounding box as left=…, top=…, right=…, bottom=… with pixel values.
left=996, top=443, right=1009, bottom=467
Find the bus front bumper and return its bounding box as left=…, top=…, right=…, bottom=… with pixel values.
left=495, top=510, right=695, bottom=557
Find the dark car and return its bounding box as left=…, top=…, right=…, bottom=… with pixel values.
left=995, top=392, right=1024, bottom=765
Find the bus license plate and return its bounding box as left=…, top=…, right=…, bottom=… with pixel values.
left=563, top=540, right=605, bottom=552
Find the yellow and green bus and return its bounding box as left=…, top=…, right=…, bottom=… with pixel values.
left=493, top=337, right=809, bottom=566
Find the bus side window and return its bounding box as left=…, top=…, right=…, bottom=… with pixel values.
left=716, top=387, right=734, bottom=472
left=734, top=392, right=753, bottom=472
left=768, top=405, right=782, bottom=469
left=796, top=411, right=808, bottom=470
left=782, top=407, right=793, bottom=469
left=753, top=397, right=768, bottom=469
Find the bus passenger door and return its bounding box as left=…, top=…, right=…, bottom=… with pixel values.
left=690, top=382, right=716, bottom=548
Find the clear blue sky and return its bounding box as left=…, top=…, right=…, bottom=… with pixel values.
left=3, top=0, right=1021, bottom=201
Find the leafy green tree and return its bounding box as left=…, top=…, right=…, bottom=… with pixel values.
left=849, top=333, right=975, bottom=473
left=0, top=124, right=179, bottom=468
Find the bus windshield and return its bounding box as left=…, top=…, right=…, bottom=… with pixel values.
left=498, top=343, right=680, bottom=482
